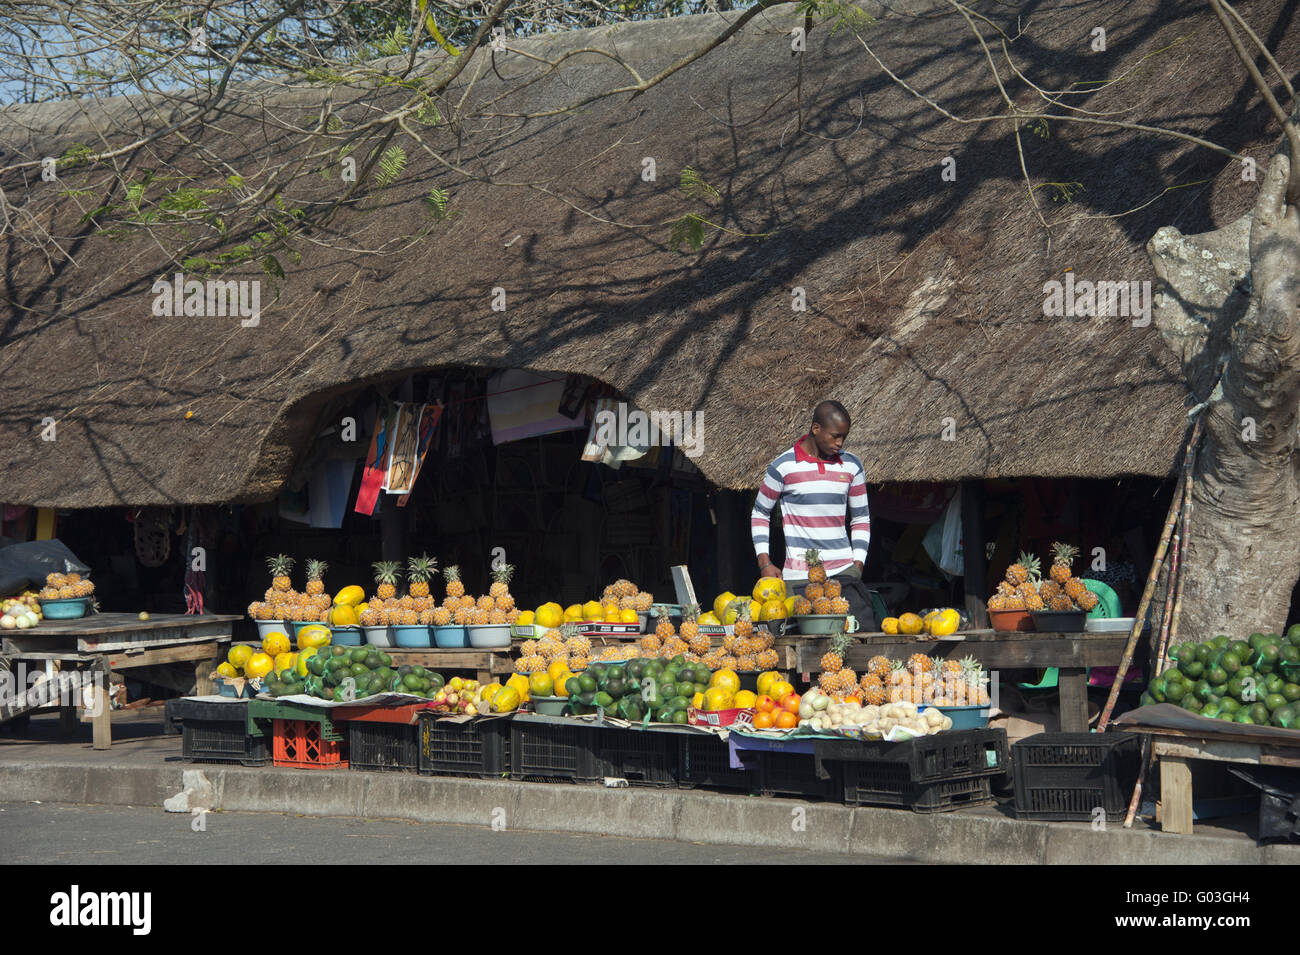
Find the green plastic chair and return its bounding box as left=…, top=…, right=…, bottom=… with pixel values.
left=1017, top=578, right=1117, bottom=691
left=869, top=590, right=889, bottom=626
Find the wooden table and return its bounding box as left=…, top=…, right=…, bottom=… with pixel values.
left=792, top=629, right=1130, bottom=733
left=2, top=613, right=239, bottom=748
left=1136, top=727, right=1300, bottom=834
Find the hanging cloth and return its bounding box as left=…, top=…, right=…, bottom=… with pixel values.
left=397, top=403, right=444, bottom=507
left=354, top=403, right=395, bottom=516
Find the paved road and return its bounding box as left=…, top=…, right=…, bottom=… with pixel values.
left=0, top=802, right=901, bottom=864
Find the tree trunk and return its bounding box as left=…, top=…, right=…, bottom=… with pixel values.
left=1149, top=150, right=1300, bottom=641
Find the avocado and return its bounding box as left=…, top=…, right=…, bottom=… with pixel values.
left=350, top=647, right=369, bottom=664
left=364, top=652, right=383, bottom=670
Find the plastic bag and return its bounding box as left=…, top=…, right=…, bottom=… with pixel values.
left=922, top=491, right=964, bottom=577
left=0, top=539, right=90, bottom=597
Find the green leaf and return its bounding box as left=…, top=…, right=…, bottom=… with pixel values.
left=669, top=214, right=706, bottom=251
left=262, top=255, right=285, bottom=279
left=426, top=187, right=450, bottom=220
left=375, top=145, right=407, bottom=188
left=679, top=167, right=720, bottom=204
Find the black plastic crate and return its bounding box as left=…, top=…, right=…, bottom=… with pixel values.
left=598, top=728, right=678, bottom=787
left=167, top=698, right=269, bottom=767
left=814, top=728, right=1007, bottom=784
left=679, top=733, right=755, bottom=792
left=839, top=760, right=994, bottom=812
left=509, top=718, right=601, bottom=783
left=1012, top=732, right=1140, bottom=821
left=419, top=715, right=510, bottom=778
left=756, top=751, right=840, bottom=800
left=349, top=721, right=418, bottom=773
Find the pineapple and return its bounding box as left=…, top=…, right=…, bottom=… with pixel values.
left=372, top=561, right=401, bottom=600
left=432, top=606, right=452, bottom=626
left=1050, top=542, right=1078, bottom=585
left=804, top=581, right=825, bottom=602
left=1078, top=589, right=1100, bottom=612
left=563, top=625, right=590, bottom=658
left=940, top=656, right=963, bottom=680
left=867, top=655, right=891, bottom=681
left=1025, top=591, right=1046, bottom=612
left=805, top=548, right=828, bottom=583
left=907, top=652, right=933, bottom=675
left=996, top=581, right=1016, bottom=597
left=305, top=559, right=327, bottom=596
left=633, top=591, right=653, bottom=612
left=612, top=578, right=636, bottom=599
left=490, top=563, right=515, bottom=610
left=1004, top=593, right=1027, bottom=611
left=444, top=564, right=465, bottom=599
left=619, top=595, right=636, bottom=610
left=757, top=648, right=780, bottom=670
left=812, top=596, right=834, bottom=615
left=817, top=627, right=853, bottom=691
left=737, top=654, right=758, bottom=672
left=419, top=608, right=436, bottom=626
left=1039, top=579, right=1063, bottom=601
left=792, top=596, right=812, bottom=615
left=680, top=604, right=700, bottom=640
left=1064, top=576, right=1089, bottom=605
left=732, top=600, right=754, bottom=639
left=654, top=607, right=676, bottom=640
left=476, top=594, right=494, bottom=612
left=859, top=673, right=887, bottom=705
left=1005, top=551, right=1036, bottom=587
left=1049, top=593, right=1074, bottom=612
left=267, top=555, right=294, bottom=592
left=829, top=595, right=850, bottom=614
left=640, top=633, right=662, bottom=655
left=407, top=554, right=438, bottom=598
left=824, top=578, right=842, bottom=599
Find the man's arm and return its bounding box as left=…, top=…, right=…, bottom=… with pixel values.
left=848, top=465, right=870, bottom=571
left=751, top=461, right=784, bottom=578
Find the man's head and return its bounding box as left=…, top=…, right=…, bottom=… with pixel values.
left=810, top=400, right=850, bottom=457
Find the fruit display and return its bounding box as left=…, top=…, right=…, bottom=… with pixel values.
left=429, top=677, right=492, bottom=716
left=216, top=627, right=332, bottom=681
left=38, top=572, right=95, bottom=602
left=1, top=592, right=43, bottom=629
left=880, top=607, right=961, bottom=636
left=796, top=549, right=850, bottom=615
left=987, top=542, right=1098, bottom=614
left=555, top=655, right=733, bottom=723
left=886, top=654, right=990, bottom=706
left=248, top=555, right=332, bottom=623
left=1143, top=629, right=1300, bottom=729
left=798, top=692, right=954, bottom=739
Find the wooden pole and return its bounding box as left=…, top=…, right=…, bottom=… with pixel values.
left=1122, top=432, right=1200, bottom=827
left=1098, top=415, right=1204, bottom=732
left=961, top=481, right=989, bottom=629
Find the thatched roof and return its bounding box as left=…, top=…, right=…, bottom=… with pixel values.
left=0, top=0, right=1293, bottom=508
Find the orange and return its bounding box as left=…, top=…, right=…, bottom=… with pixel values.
left=755, top=694, right=777, bottom=713
left=770, top=680, right=795, bottom=702
left=753, top=711, right=776, bottom=729
left=775, top=710, right=798, bottom=729
left=781, top=693, right=801, bottom=714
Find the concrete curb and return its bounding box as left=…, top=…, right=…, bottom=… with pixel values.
left=2, top=760, right=1296, bottom=864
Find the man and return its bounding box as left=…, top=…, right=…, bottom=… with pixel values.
left=751, top=400, right=875, bottom=628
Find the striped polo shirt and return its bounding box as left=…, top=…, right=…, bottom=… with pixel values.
left=751, top=435, right=870, bottom=580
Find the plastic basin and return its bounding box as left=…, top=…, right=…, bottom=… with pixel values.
left=254, top=619, right=289, bottom=640
left=791, top=614, right=847, bottom=635
left=1030, top=609, right=1086, bottom=633
left=331, top=625, right=364, bottom=647
left=530, top=696, right=571, bottom=716
left=39, top=597, right=89, bottom=620
left=434, top=625, right=469, bottom=648
left=468, top=624, right=511, bottom=648
left=393, top=625, right=431, bottom=648
left=931, top=704, right=990, bottom=730
left=988, top=608, right=1034, bottom=632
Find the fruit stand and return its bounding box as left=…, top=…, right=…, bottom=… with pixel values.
left=2, top=612, right=239, bottom=748
left=795, top=630, right=1131, bottom=733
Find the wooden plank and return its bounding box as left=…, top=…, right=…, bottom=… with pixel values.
left=5, top=620, right=236, bottom=656
left=670, top=565, right=698, bottom=609
left=25, top=612, right=241, bottom=635
left=104, top=642, right=220, bottom=670
left=1159, top=755, right=1194, bottom=834
left=794, top=634, right=1128, bottom=671
left=1153, top=738, right=1263, bottom=765
left=1057, top=668, right=1090, bottom=733
left=90, top=684, right=112, bottom=750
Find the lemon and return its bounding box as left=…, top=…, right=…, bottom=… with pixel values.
left=564, top=604, right=585, bottom=622
left=733, top=690, right=758, bottom=709
left=619, top=608, right=639, bottom=624
left=227, top=644, right=254, bottom=669
left=535, top=603, right=564, bottom=628
left=216, top=662, right=238, bottom=679
left=547, top=660, right=571, bottom=685
left=261, top=631, right=291, bottom=657
left=691, top=691, right=706, bottom=709
left=761, top=597, right=787, bottom=621
left=516, top=610, right=535, bottom=626
left=528, top=672, right=555, bottom=697
left=881, top=616, right=900, bottom=635
left=698, top=611, right=721, bottom=625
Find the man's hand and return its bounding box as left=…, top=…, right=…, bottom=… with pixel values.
left=854, top=560, right=864, bottom=575
left=757, top=554, right=782, bottom=579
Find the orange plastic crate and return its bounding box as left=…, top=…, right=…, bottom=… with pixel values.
left=272, top=718, right=349, bottom=769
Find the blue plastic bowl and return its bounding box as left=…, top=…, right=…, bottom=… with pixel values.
left=393, top=625, right=432, bottom=648
left=931, top=704, right=990, bottom=730
left=39, top=597, right=90, bottom=620
left=333, top=627, right=364, bottom=647
left=434, top=625, right=468, bottom=648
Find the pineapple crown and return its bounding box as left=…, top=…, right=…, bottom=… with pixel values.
left=1050, top=541, right=1079, bottom=567
left=804, top=547, right=823, bottom=567
left=828, top=626, right=853, bottom=657
left=683, top=603, right=700, bottom=621
left=372, top=560, right=403, bottom=585
left=407, top=554, right=438, bottom=582
left=728, top=598, right=751, bottom=621
left=305, top=558, right=327, bottom=579
left=442, top=564, right=460, bottom=582
left=560, top=622, right=579, bottom=640
left=491, top=562, right=515, bottom=585
left=266, top=554, right=294, bottom=575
